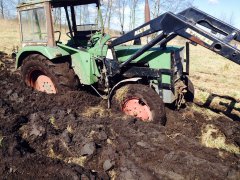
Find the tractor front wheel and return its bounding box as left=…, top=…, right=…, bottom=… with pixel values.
left=21, top=54, right=78, bottom=94
left=112, top=84, right=166, bottom=125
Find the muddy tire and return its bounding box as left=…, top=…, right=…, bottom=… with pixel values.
left=21, top=54, right=78, bottom=94
left=112, top=84, right=166, bottom=125
left=184, top=76, right=195, bottom=102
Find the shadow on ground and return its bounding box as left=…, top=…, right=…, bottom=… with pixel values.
left=197, top=93, right=240, bottom=121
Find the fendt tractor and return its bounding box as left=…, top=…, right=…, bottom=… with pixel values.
left=16, top=0, right=240, bottom=124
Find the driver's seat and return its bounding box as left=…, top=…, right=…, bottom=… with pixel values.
left=68, top=30, right=98, bottom=48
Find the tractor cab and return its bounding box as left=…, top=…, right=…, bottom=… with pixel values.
left=17, top=0, right=103, bottom=49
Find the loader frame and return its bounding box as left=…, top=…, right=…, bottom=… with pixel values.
left=110, top=7, right=240, bottom=68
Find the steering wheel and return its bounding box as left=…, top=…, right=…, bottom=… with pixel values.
left=88, top=36, right=100, bottom=47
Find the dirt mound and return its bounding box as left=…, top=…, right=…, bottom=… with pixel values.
left=0, top=56, right=239, bottom=179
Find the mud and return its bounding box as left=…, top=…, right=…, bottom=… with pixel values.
left=0, top=54, right=239, bottom=179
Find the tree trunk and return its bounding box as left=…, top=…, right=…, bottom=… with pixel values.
left=0, top=0, right=5, bottom=19
left=107, top=0, right=113, bottom=30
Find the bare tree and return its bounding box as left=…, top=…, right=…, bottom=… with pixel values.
left=220, top=12, right=235, bottom=26
left=102, top=0, right=113, bottom=29
left=107, top=0, right=113, bottom=29
left=228, top=12, right=235, bottom=26
left=0, top=0, right=19, bottom=19
left=152, top=0, right=161, bottom=18
left=0, top=0, right=5, bottom=19
left=150, top=0, right=194, bottom=18
left=53, top=8, right=62, bottom=31
left=116, top=0, right=127, bottom=33
left=129, top=0, right=139, bottom=30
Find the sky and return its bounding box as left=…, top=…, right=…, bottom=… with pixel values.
left=193, top=0, right=240, bottom=28
left=109, top=0, right=240, bottom=31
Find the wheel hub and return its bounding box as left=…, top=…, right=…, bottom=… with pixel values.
left=122, top=98, right=153, bottom=122
left=33, top=75, right=56, bottom=94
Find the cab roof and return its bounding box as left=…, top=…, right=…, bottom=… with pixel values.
left=18, top=0, right=100, bottom=8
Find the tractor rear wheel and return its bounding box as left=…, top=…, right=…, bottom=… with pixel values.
left=21, top=54, right=78, bottom=94
left=112, top=84, right=166, bottom=125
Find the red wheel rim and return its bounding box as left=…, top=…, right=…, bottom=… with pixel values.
left=28, top=71, right=57, bottom=94
left=122, top=98, right=153, bottom=122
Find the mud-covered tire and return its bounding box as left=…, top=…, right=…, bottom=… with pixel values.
left=21, top=54, right=79, bottom=93
left=184, top=76, right=195, bottom=102
left=112, top=84, right=166, bottom=125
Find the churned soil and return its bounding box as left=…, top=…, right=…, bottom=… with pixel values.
left=0, top=53, right=239, bottom=179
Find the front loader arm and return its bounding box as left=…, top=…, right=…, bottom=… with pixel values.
left=110, top=8, right=240, bottom=67
left=178, top=7, right=240, bottom=42
left=110, top=12, right=182, bottom=47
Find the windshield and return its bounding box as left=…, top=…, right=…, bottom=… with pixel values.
left=53, top=4, right=100, bottom=34
left=52, top=3, right=101, bottom=45
left=75, top=4, right=100, bottom=31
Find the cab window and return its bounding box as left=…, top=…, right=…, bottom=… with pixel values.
left=20, top=8, right=47, bottom=42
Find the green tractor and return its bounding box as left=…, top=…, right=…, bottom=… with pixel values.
left=16, top=0, right=240, bottom=124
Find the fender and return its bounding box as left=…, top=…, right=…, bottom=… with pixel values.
left=15, top=46, right=70, bottom=69
left=108, top=77, right=142, bottom=108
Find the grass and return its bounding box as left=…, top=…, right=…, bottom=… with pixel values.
left=65, top=157, right=87, bottom=167
left=82, top=105, right=111, bottom=118
left=170, top=37, right=240, bottom=101
left=0, top=135, right=3, bottom=147
left=114, top=85, right=129, bottom=102
left=0, top=61, right=4, bottom=68
left=49, top=116, right=59, bottom=129
left=171, top=38, right=240, bottom=100
left=48, top=141, right=87, bottom=167
left=190, top=45, right=240, bottom=100
left=191, top=104, right=219, bottom=121
left=0, top=19, right=20, bottom=54
left=66, top=125, right=73, bottom=134
left=196, top=90, right=209, bottom=104
left=169, top=37, right=240, bottom=117
left=201, top=124, right=240, bottom=154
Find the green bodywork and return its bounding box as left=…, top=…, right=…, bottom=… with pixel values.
left=16, top=32, right=110, bottom=85
left=16, top=46, right=70, bottom=68
left=16, top=34, right=180, bottom=86
left=114, top=45, right=181, bottom=85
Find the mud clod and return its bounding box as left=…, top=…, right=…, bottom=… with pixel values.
left=103, top=159, right=115, bottom=171
left=80, top=142, right=96, bottom=156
